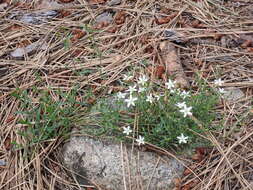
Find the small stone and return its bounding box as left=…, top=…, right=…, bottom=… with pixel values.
left=0, top=159, right=6, bottom=166
left=95, top=12, right=113, bottom=24
left=223, top=87, right=244, bottom=102
left=163, top=29, right=188, bottom=44
left=9, top=10, right=58, bottom=25
left=63, top=136, right=184, bottom=190
left=107, top=0, right=121, bottom=6
left=10, top=41, right=47, bottom=58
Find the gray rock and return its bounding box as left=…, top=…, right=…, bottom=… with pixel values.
left=107, top=0, right=121, bottom=6
left=0, top=159, right=6, bottom=166
left=63, top=95, right=184, bottom=189
left=163, top=29, right=187, bottom=44
left=95, top=12, right=113, bottom=24
left=9, top=10, right=58, bottom=25
left=10, top=41, right=47, bottom=58
left=63, top=136, right=184, bottom=190
left=223, top=87, right=244, bottom=102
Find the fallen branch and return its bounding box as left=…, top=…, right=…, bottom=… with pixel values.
left=159, top=41, right=189, bottom=89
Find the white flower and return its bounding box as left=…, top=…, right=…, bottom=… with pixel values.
left=214, top=78, right=224, bottom=86
left=136, top=135, right=145, bottom=146
left=165, top=79, right=175, bottom=90
left=177, top=133, right=189, bottom=144
left=146, top=94, right=154, bottom=103
left=123, top=74, right=133, bottom=81
left=170, top=89, right=177, bottom=94
left=154, top=94, right=160, bottom=100
left=179, top=106, right=192, bottom=117
left=218, top=88, right=226, bottom=94
left=176, top=102, right=186, bottom=109
left=127, top=85, right=137, bottom=94
left=180, top=90, right=190, bottom=99
left=138, top=75, right=149, bottom=86
left=117, top=92, right=126, bottom=99
left=125, top=95, right=138, bottom=107
left=138, top=87, right=146, bottom=93
left=123, top=126, right=132, bottom=135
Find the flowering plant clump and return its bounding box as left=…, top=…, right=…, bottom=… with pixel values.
left=90, top=74, right=218, bottom=149
left=213, top=78, right=226, bottom=96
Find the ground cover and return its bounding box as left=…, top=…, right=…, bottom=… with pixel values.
left=0, top=0, right=253, bottom=189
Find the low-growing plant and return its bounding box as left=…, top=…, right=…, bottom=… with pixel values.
left=84, top=75, right=222, bottom=150
left=11, top=87, right=88, bottom=147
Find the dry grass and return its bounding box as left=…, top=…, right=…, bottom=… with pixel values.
left=0, top=0, right=253, bottom=189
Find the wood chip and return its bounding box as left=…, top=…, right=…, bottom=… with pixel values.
left=159, top=41, right=189, bottom=88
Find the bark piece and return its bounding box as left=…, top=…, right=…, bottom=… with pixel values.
left=159, top=41, right=189, bottom=88
left=164, top=29, right=188, bottom=44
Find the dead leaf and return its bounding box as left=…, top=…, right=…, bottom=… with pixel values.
left=247, top=47, right=253, bottom=53
left=183, top=168, right=192, bottom=176
left=18, top=40, right=31, bottom=48
left=7, top=24, right=22, bottom=31
left=115, top=11, right=126, bottom=25
left=155, top=65, right=165, bottom=79
left=140, top=35, right=150, bottom=44
left=196, top=147, right=207, bottom=155
left=191, top=153, right=204, bottom=162
left=88, top=0, right=106, bottom=4
left=71, top=29, right=86, bottom=42
left=58, top=10, right=71, bottom=18
left=191, top=147, right=209, bottom=162
left=173, top=178, right=182, bottom=187
left=181, top=184, right=191, bottom=190
left=191, top=153, right=200, bottom=161
left=51, top=162, right=61, bottom=172
left=155, top=12, right=177, bottom=25
left=182, top=180, right=199, bottom=189
left=111, top=86, right=125, bottom=92
left=190, top=19, right=201, bottom=28
left=183, top=164, right=197, bottom=176
left=14, top=2, right=32, bottom=9
left=241, top=40, right=253, bottom=48
left=6, top=115, right=15, bottom=123
left=87, top=97, right=96, bottom=105
left=160, top=7, right=171, bottom=14
left=106, top=25, right=118, bottom=33
left=94, top=21, right=110, bottom=29
left=4, top=137, right=12, bottom=150
left=213, top=33, right=223, bottom=41
left=194, top=59, right=203, bottom=67
left=192, top=179, right=200, bottom=186
left=161, top=73, right=167, bottom=81
left=71, top=49, right=84, bottom=57
left=144, top=45, right=154, bottom=54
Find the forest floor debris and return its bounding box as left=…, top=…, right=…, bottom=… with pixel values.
left=0, top=0, right=253, bottom=189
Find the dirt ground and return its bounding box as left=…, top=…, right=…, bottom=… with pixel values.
left=0, top=0, right=253, bottom=189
